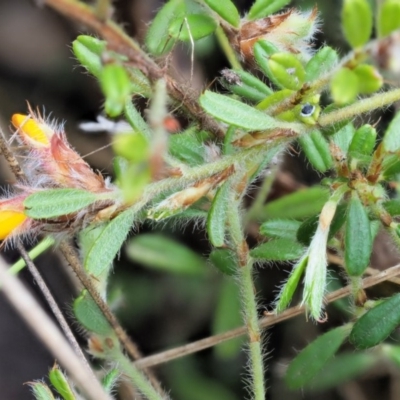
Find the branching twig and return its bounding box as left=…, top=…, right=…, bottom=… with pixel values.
left=134, top=262, right=400, bottom=369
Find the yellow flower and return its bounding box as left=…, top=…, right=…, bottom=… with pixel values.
left=12, top=113, right=53, bottom=148
left=0, top=195, right=29, bottom=240
left=0, top=209, right=27, bottom=240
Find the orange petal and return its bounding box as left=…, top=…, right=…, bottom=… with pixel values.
left=12, top=114, right=51, bottom=147
left=0, top=210, right=27, bottom=240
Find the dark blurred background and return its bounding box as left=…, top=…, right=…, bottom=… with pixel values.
left=1, top=1, right=400, bottom=399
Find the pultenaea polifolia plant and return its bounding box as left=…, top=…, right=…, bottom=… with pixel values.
left=4, top=0, right=400, bottom=399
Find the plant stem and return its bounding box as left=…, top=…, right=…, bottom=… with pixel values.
left=15, top=241, right=92, bottom=372
left=58, top=241, right=166, bottom=396
left=227, top=201, right=265, bottom=400
left=215, top=26, right=242, bottom=70
left=111, top=348, right=169, bottom=400
left=245, top=166, right=278, bottom=224
left=95, top=0, right=111, bottom=21
left=0, top=257, right=113, bottom=400
left=7, top=236, right=54, bottom=276
left=318, top=88, right=400, bottom=127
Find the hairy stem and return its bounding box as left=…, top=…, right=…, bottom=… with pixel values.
left=228, top=201, right=265, bottom=399
left=318, top=88, right=400, bottom=127
left=215, top=26, right=242, bottom=70
left=59, top=242, right=166, bottom=396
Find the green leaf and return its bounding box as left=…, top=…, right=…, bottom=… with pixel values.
left=268, top=53, right=305, bottom=91
left=353, top=64, right=383, bottom=94
left=100, top=64, right=132, bottom=117
left=145, top=0, right=185, bottom=56
left=275, top=255, right=308, bottom=312
left=119, top=163, right=151, bottom=203
left=259, top=219, right=302, bottom=240
left=329, top=121, right=355, bottom=153
left=305, top=46, right=339, bottom=82
left=306, top=352, right=377, bottom=391
left=212, top=279, right=243, bottom=358
left=342, top=0, right=373, bottom=48
left=72, top=35, right=106, bottom=77
left=298, top=130, right=333, bottom=172
left=73, top=290, right=113, bottom=335
left=102, top=369, right=120, bottom=394
left=377, top=0, right=400, bottom=37
left=169, top=14, right=217, bottom=41
left=126, top=234, right=206, bottom=275
left=124, top=100, right=152, bottom=139
left=113, top=132, right=150, bottom=162
left=261, top=186, right=330, bottom=221
left=24, top=189, right=98, bottom=219
left=209, top=249, right=237, bottom=276
left=384, top=199, right=400, bottom=216
left=248, top=0, right=291, bottom=20
left=345, top=193, right=372, bottom=276
left=383, top=110, right=400, bottom=152
left=285, top=324, right=352, bottom=389
left=222, top=69, right=273, bottom=103
left=330, top=68, right=359, bottom=105
left=350, top=293, right=400, bottom=349
left=168, top=128, right=209, bottom=166
left=382, top=344, right=400, bottom=368
left=348, top=124, right=377, bottom=160
left=203, top=0, right=240, bottom=27
left=30, top=382, right=56, bottom=400
left=253, top=41, right=283, bottom=89
left=84, top=209, right=135, bottom=278
left=49, top=365, right=76, bottom=400
left=297, top=203, right=348, bottom=246
left=199, top=90, right=277, bottom=130
left=250, top=238, right=304, bottom=261
left=207, top=181, right=231, bottom=247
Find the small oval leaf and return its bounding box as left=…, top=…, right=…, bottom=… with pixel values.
left=199, top=90, right=277, bottom=130
left=298, top=130, right=333, bottom=172
left=169, top=14, right=217, bottom=41
left=250, top=238, right=304, bottom=261
left=248, top=0, right=291, bottom=20
left=207, top=181, right=231, bottom=247
left=345, top=193, right=372, bottom=276
left=260, top=219, right=302, bottom=240
left=342, top=0, right=373, bottom=48
left=24, top=189, right=98, bottom=219
left=84, top=209, right=135, bottom=279
left=285, top=324, right=352, bottom=389
left=350, top=293, right=400, bottom=349
left=203, top=0, right=240, bottom=27
left=73, top=290, right=113, bottom=335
